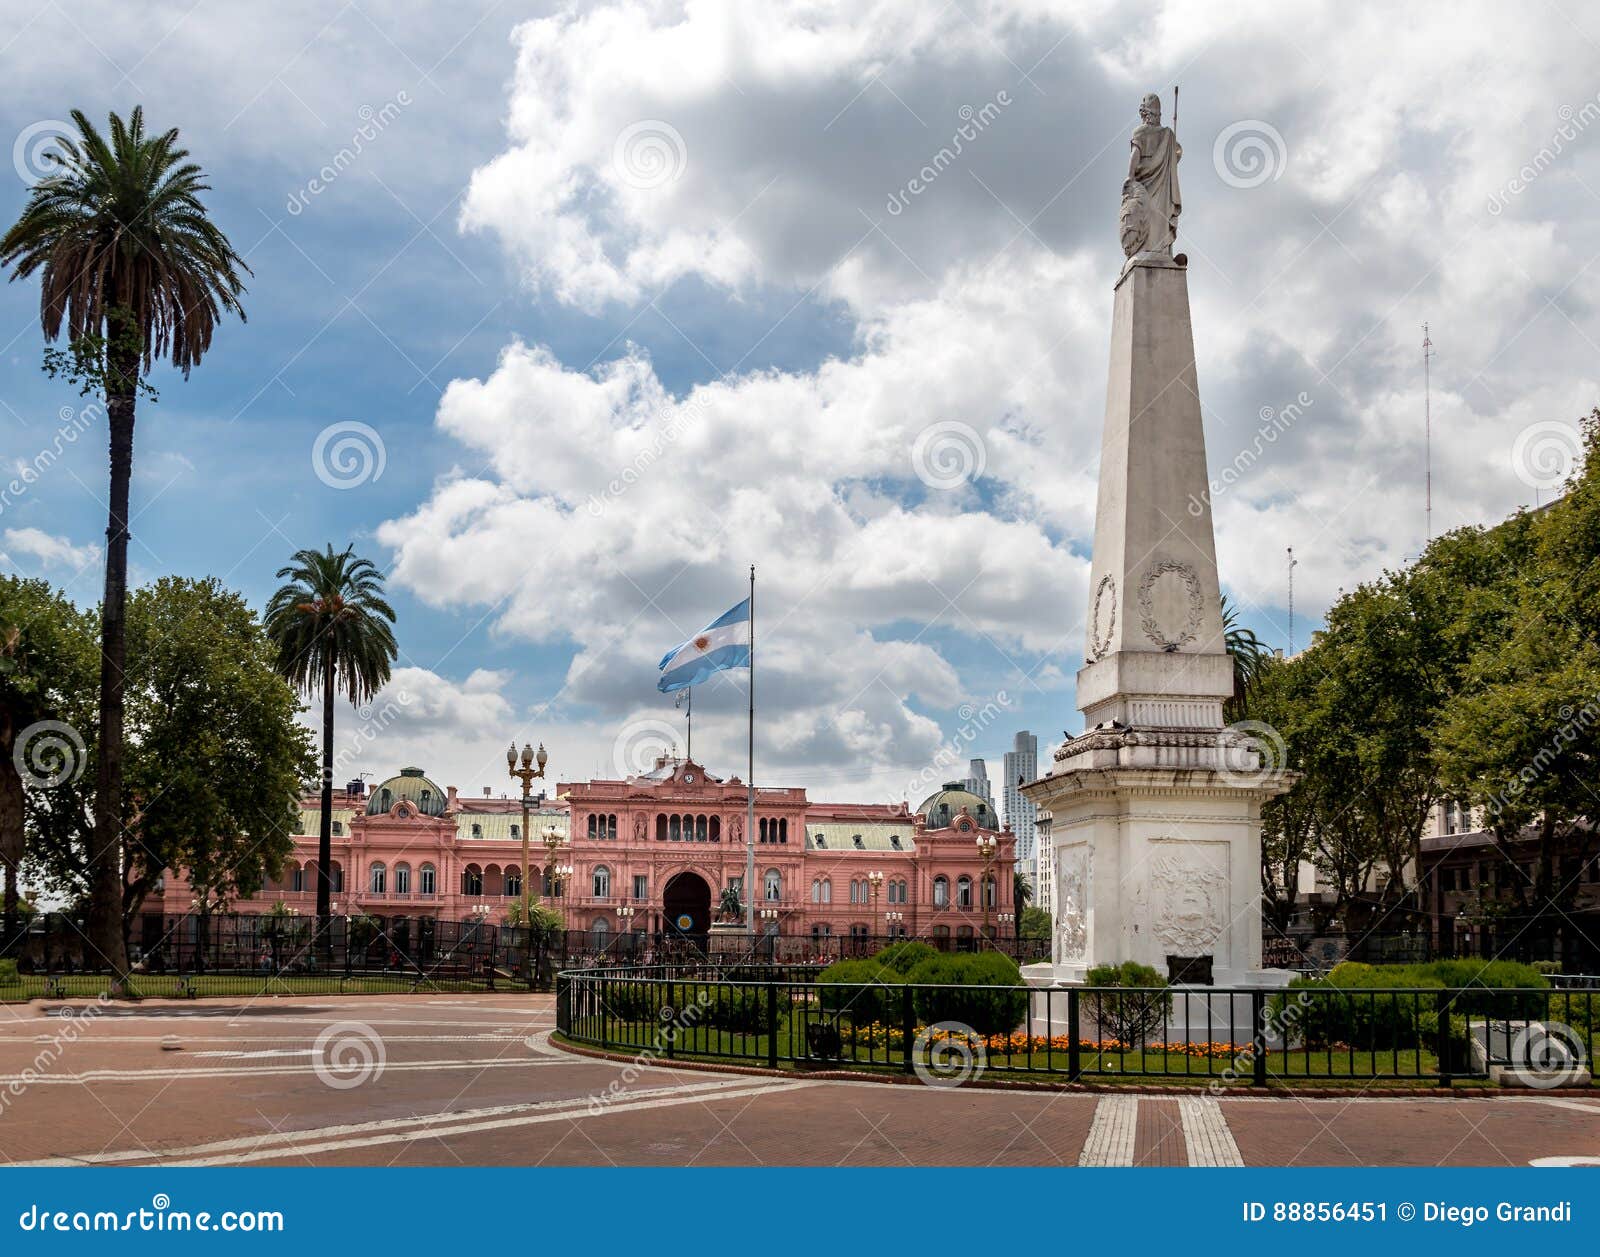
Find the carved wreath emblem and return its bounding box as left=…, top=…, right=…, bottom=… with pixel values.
left=1089, top=575, right=1117, bottom=661
left=1137, top=559, right=1203, bottom=651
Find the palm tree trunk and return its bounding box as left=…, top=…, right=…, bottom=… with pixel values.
left=316, top=656, right=335, bottom=938
left=1, top=740, right=22, bottom=954
left=89, top=348, right=135, bottom=978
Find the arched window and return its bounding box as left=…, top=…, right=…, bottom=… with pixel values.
left=505, top=867, right=522, bottom=897
left=394, top=863, right=411, bottom=894
left=462, top=865, right=483, bottom=896
left=593, top=865, right=611, bottom=897
left=330, top=863, right=344, bottom=892
left=656, top=814, right=667, bottom=840
left=591, top=917, right=610, bottom=940
left=764, top=869, right=782, bottom=901
left=369, top=863, right=386, bottom=894
left=779, top=818, right=788, bottom=843
left=957, top=876, right=972, bottom=908
left=695, top=814, right=707, bottom=842
left=608, top=814, right=618, bottom=840
left=420, top=864, right=436, bottom=895
left=289, top=865, right=305, bottom=893
left=850, top=924, right=870, bottom=940
left=811, top=877, right=831, bottom=904
left=710, top=816, right=721, bottom=842
left=588, top=814, right=598, bottom=840
left=758, top=818, right=768, bottom=844
left=670, top=815, right=682, bottom=841
left=933, top=876, right=949, bottom=907
left=983, top=875, right=996, bottom=908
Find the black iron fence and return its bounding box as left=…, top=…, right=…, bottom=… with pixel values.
left=557, top=962, right=1599, bottom=1088
left=0, top=911, right=1048, bottom=1000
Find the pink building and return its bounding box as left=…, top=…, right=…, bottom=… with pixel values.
left=168, top=758, right=1016, bottom=942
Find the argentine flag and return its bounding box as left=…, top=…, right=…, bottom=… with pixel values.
left=657, top=598, right=751, bottom=693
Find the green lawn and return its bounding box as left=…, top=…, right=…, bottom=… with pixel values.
left=557, top=1012, right=1514, bottom=1089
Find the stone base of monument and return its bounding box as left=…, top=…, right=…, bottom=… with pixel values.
left=706, top=921, right=755, bottom=955
left=1022, top=963, right=1295, bottom=1046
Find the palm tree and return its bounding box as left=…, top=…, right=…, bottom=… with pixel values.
left=1221, top=594, right=1272, bottom=718
left=1, top=109, right=248, bottom=973
left=264, top=547, right=397, bottom=934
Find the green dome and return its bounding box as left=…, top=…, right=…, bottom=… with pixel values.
left=916, top=783, right=996, bottom=830
left=367, top=767, right=447, bottom=817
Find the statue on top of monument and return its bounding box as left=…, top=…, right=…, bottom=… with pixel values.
left=1120, top=92, right=1181, bottom=260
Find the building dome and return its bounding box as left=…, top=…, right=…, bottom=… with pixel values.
left=916, top=782, right=996, bottom=830
left=366, top=767, right=447, bottom=816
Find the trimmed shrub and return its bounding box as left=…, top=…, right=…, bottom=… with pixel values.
left=0, top=959, right=17, bottom=986
left=1085, top=961, right=1169, bottom=1045
left=700, top=984, right=774, bottom=1035
left=870, top=940, right=939, bottom=976
left=907, top=952, right=1026, bottom=1037
left=817, top=959, right=901, bottom=1027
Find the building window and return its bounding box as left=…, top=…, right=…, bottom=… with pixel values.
left=471, top=823, right=482, bottom=838
left=330, top=864, right=344, bottom=892
left=932, top=924, right=950, bottom=940
left=510, top=824, right=520, bottom=839
left=811, top=877, right=831, bottom=904
left=957, top=876, right=973, bottom=908
left=852, top=834, right=864, bottom=850
left=588, top=814, right=598, bottom=840
left=608, top=814, right=618, bottom=840
left=709, top=816, right=721, bottom=841
left=420, top=864, right=436, bottom=895
left=593, top=866, right=611, bottom=897
left=462, top=866, right=483, bottom=897
left=933, top=876, right=949, bottom=907
left=811, top=923, right=832, bottom=938
left=290, top=866, right=305, bottom=893
left=670, top=815, right=682, bottom=842
left=369, top=863, right=386, bottom=894
left=850, top=924, right=869, bottom=940
left=633, top=874, right=648, bottom=900
left=983, top=876, right=996, bottom=908
left=779, top=818, right=788, bottom=843
left=332, top=820, right=343, bottom=836
left=815, top=833, right=827, bottom=848
left=656, top=814, right=668, bottom=841
left=592, top=917, right=610, bottom=940
left=505, top=868, right=522, bottom=897
left=394, top=863, right=411, bottom=894
left=890, top=835, right=902, bottom=850
left=764, top=870, right=782, bottom=901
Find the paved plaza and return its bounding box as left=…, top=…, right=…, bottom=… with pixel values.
left=0, top=996, right=1595, bottom=1168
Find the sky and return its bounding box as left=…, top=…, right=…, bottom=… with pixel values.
left=2, top=0, right=1598, bottom=814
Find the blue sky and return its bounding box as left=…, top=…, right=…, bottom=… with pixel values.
left=3, top=2, right=1597, bottom=805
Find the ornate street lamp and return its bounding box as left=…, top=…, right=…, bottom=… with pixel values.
left=885, top=909, right=903, bottom=938
left=975, top=833, right=998, bottom=937
left=867, top=870, right=884, bottom=938
left=507, top=740, right=549, bottom=927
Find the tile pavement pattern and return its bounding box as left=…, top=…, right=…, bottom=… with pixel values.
left=0, top=995, right=1596, bottom=1167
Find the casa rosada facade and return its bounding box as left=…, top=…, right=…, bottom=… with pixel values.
left=155, top=758, right=1017, bottom=941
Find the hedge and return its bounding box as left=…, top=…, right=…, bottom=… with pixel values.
left=906, top=951, right=1026, bottom=1038
left=1085, top=961, right=1169, bottom=1044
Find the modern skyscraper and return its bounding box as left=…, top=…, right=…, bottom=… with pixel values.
left=960, top=758, right=993, bottom=808
left=1001, top=731, right=1038, bottom=878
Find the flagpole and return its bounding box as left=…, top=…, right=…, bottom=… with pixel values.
left=744, top=564, right=755, bottom=933
left=686, top=687, right=692, bottom=762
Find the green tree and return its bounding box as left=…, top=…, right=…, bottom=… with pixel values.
left=22, top=578, right=314, bottom=937
left=264, top=546, right=397, bottom=934
left=1018, top=904, right=1051, bottom=941
left=0, top=577, right=99, bottom=943
left=1, top=108, right=248, bottom=974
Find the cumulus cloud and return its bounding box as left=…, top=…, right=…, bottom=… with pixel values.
left=0, top=528, right=99, bottom=573
left=376, top=0, right=1600, bottom=794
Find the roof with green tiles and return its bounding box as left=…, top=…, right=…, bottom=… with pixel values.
left=805, top=820, right=917, bottom=853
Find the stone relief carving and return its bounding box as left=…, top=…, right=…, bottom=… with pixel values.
left=1089, top=574, right=1117, bottom=660
left=1137, top=559, right=1203, bottom=651
left=1055, top=844, right=1091, bottom=963
left=1149, top=847, right=1227, bottom=954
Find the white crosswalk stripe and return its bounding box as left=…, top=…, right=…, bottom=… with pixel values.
left=1179, top=1096, right=1244, bottom=1166
left=1079, top=1096, right=1138, bottom=1166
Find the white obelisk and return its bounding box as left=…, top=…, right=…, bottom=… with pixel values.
left=1023, top=93, right=1293, bottom=993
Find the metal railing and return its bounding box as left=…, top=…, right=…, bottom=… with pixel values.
left=556, top=963, right=1599, bottom=1087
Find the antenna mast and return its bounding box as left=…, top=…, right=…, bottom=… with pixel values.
left=1423, top=322, right=1434, bottom=540
left=1287, top=547, right=1298, bottom=655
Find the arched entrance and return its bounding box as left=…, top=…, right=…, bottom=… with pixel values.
left=662, top=871, right=712, bottom=938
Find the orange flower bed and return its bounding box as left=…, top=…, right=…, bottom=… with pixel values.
left=840, top=1023, right=1264, bottom=1061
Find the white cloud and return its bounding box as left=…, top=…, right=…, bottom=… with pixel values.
left=0, top=528, right=99, bottom=573
left=384, top=0, right=1600, bottom=790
